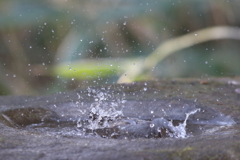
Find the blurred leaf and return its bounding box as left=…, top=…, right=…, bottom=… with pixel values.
left=52, top=58, right=143, bottom=80
left=118, top=26, right=240, bottom=83
left=1, top=0, right=240, bottom=95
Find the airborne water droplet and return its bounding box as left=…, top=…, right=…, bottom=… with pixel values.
left=150, top=124, right=155, bottom=128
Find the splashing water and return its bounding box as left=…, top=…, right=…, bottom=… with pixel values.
left=168, top=108, right=200, bottom=138
left=84, top=102, right=123, bottom=130
left=77, top=88, right=124, bottom=130
left=76, top=88, right=206, bottom=138
left=77, top=88, right=201, bottom=139
left=117, top=108, right=201, bottom=139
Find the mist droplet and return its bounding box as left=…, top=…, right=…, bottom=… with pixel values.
left=150, top=124, right=155, bottom=128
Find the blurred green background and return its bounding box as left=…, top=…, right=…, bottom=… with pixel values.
left=1, top=0, right=240, bottom=95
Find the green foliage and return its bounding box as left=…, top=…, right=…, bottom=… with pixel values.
left=1, top=0, right=240, bottom=95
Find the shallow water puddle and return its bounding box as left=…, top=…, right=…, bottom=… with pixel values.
left=24, top=108, right=236, bottom=139
left=3, top=86, right=235, bottom=140
left=23, top=89, right=236, bottom=139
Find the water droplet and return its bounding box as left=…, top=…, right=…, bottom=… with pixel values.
left=157, top=127, right=161, bottom=132
left=150, top=124, right=155, bottom=128
left=235, top=88, right=240, bottom=94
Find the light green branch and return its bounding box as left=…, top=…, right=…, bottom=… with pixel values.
left=117, top=26, right=240, bottom=83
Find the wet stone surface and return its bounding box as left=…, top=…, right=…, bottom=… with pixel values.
left=1, top=78, right=240, bottom=159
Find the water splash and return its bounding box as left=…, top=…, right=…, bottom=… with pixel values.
left=76, top=88, right=235, bottom=139
left=76, top=87, right=205, bottom=138
left=84, top=102, right=123, bottom=130
left=77, top=87, right=124, bottom=130
left=118, top=108, right=200, bottom=139
left=168, top=108, right=200, bottom=138
left=77, top=87, right=201, bottom=139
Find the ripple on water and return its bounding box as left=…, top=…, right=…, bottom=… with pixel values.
left=20, top=88, right=236, bottom=139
